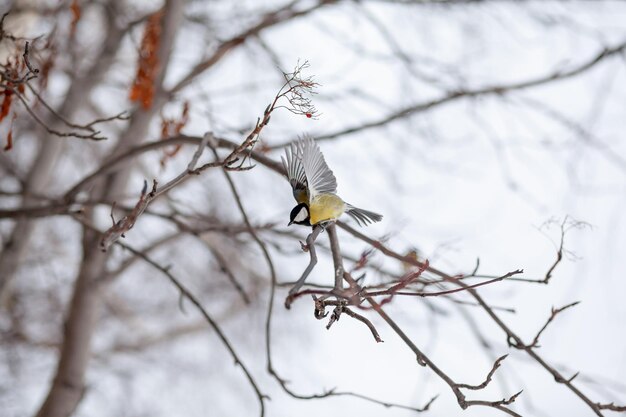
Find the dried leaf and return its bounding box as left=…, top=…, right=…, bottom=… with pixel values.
left=38, top=37, right=56, bottom=90
left=70, top=0, right=81, bottom=37
left=159, top=101, right=190, bottom=167
left=159, top=144, right=183, bottom=167
left=176, top=101, right=189, bottom=134
left=0, top=90, right=13, bottom=122
left=3, top=114, right=16, bottom=151
left=4, top=126, right=13, bottom=151
left=160, top=118, right=169, bottom=139
left=129, top=10, right=164, bottom=109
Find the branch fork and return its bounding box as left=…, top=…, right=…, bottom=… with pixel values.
left=100, top=179, right=158, bottom=251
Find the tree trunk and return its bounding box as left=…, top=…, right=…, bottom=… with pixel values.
left=33, top=2, right=185, bottom=416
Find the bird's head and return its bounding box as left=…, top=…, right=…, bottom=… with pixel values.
left=288, top=203, right=311, bottom=226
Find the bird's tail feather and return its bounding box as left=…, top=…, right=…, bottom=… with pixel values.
left=345, top=204, right=383, bottom=227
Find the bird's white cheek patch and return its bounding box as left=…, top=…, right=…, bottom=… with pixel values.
left=295, top=208, right=308, bottom=222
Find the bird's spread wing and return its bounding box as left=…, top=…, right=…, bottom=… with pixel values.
left=282, top=142, right=309, bottom=204
left=298, top=137, right=337, bottom=199
left=282, top=137, right=338, bottom=203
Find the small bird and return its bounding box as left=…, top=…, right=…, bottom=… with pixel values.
left=282, top=137, right=383, bottom=228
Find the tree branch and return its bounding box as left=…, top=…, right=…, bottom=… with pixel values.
left=272, top=40, right=626, bottom=148
left=109, top=238, right=268, bottom=417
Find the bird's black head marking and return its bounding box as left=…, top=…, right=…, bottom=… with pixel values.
left=288, top=203, right=311, bottom=226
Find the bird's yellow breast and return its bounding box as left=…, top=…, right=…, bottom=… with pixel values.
left=309, top=194, right=345, bottom=225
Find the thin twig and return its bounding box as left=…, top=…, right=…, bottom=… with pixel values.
left=100, top=180, right=157, bottom=251
left=99, top=132, right=224, bottom=250
left=25, top=83, right=128, bottom=133
left=11, top=88, right=107, bottom=140
left=112, top=240, right=268, bottom=416
left=286, top=269, right=522, bottom=307
left=272, top=40, right=626, bottom=148
left=457, top=355, right=509, bottom=390
left=508, top=217, right=588, bottom=284
left=519, top=301, right=581, bottom=349
left=285, top=225, right=323, bottom=308
left=208, top=245, right=251, bottom=305
left=334, top=222, right=606, bottom=417
left=596, top=402, right=626, bottom=412
left=341, top=306, right=383, bottom=343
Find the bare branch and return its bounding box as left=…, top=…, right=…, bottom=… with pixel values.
left=320, top=221, right=523, bottom=415
left=109, top=237, right=268, bottom=416
left=508, top=217, right=589, bottom=284
left=272, top=40, right=626, bottom=148
left=338, top=305, right=384, bottom=343
left=99, top=132, right=224, bottom=250
left=169, top=1, right=337, bottom=94
left=221, top=61, right=318, bottom=171
left=596, top=402, right=626, bottom=412
left=513, top=301, right=581, bottom=349
left=207, top=245, right=251, bottom=305
left=334, top=220, right=606, bottom=416
left=10, top=87, right=108, bottom=141
left=457, top=355, right=509, bottom=390
left=464, top=390, right=524, bottom=416
left=100, top=180, right=158, bottom=251
left=284, top=225, right=324, bottom=308
left=25, top=81, right=129, bottom=133
left=287, top=269, right=523, bottom=306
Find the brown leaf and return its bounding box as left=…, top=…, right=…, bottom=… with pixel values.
left=3, top=114, right=16, bottom=151
left=0, top=90, right=14, bottom=122
left=4, top=127, right=13, bottom=151
left=174, top=101, right=189, bottom=134
left=38, top=38, right=56, bottom=90
left=159, top=101, right=190, bottom=167
left=129, top=10, right=164, bottom=109
left=70, top=0, right=81, bottom=37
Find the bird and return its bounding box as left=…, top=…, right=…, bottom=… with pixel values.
left=282, top=137, right=383, bottom=228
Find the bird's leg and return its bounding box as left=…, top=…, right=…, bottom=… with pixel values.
left=299, top=222, right=328, bottom=251
left=285, top=225, right=324, bottom=308
left=318, top=221, right=331, bottom=232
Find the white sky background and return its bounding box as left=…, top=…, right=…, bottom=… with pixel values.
left=2, top=1, right=626, bottom=417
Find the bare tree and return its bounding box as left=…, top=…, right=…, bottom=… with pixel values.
left=1, top=1, right=625, bottom=417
